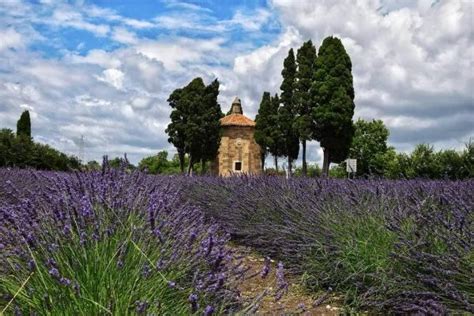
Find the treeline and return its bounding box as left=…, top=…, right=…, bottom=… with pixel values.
left=0, top=111, right=81, bottom=171
left=342, top=119, right=473, bottom=179
left=255, top=36, right=355, bottom=177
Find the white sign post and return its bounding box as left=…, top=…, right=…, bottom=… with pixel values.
left=346, top=159, right=357, bottom=178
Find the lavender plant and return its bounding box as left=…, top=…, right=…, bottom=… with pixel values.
left=185, top=176, right=474, bottom=313
left=0, top=167, right=243, bottom=314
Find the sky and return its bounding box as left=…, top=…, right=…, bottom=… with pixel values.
left=0, top=0, right=473, bottom=166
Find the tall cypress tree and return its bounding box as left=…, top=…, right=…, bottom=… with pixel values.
left=255, top=91, right=273, bottom=170
left=270, top=94, right=287, bottom=171
left=312, top=36, right=355, bottom=177
left=166, top=88, right=187, bottom=173
left=200, top=79, right=223, bottom=173
left=294, top=40, right=317, bottom=176
left=279, top=49, right=299, bottom=174
left=16, top=110, right=31, bottom=139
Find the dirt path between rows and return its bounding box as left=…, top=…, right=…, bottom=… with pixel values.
left=234, top=245, right=342, bottom=315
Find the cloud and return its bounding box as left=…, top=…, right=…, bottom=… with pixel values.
left=50, top=7, right=110, bottom=37
left=111, top=27, right=139, bottom=45
left=135, top=37, right=227, bottom=70
left=0, top=28, right=24, bottom=51
left=269, top=0, right=473, bottom=153
left=228, top=8, right=273, bottom=31
left=0, top=0, right=472, bottom=167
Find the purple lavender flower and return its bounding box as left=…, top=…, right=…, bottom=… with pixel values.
left=275, top=262, right=288, bottom=301
left=205, top=234, right=214, bottom=256
left=142, top=264, right=152, bottom=278
left=154, top=228, right=163, bottom=243
left=80, top=196, right=93, bottom=217
left=62, top=224, right=71, bottom=236
left=48, top=267, right=60, bottom=279
left=28, top=259, right=36, bottom=271
left=203, top=305, right=215, bottom=315
left=188, top=293, right=199, bottom=313
left=260, top=257, right=271, bottom=279
left=59, top=277, right=71, bottom=286
left=135, top=300, right=149, bottom=314
left=167, top=280, right=176, bottom=288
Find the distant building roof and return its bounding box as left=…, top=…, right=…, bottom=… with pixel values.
left=220, top=113, right=256, bottom=127
left=221, top=96, right=255, bottom=127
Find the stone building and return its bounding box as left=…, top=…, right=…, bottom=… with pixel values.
left=212, top=97, right=262, bottom=176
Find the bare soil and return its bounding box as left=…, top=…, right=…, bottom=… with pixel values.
left=234, top=245, right=343, bottom=315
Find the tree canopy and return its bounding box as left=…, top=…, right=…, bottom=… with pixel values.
left=255, top=92, right=275, bottom=170
left=312, top=36, right=355, bottom=176
left=0, top=128, right=80, bottom=171
left=349, top=119, right=393, bottom=177
left=165, top=77, right=223, bottom=175
left=294, top=41, right=317, bottom=175
left=279, top=48, right=300, bottom=173
left=16, top=110, right=31, bottom=139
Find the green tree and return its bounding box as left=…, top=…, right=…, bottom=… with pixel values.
left=199, top=79, right=223, bottom=174
left=349, top=119, right=392, bottom=177
left=270, top=95, right=285, bottom=171
left=138, top=151, right=170, bottom=174
left=436, top=149, right=464, bottom=180
left=279, top=48, right=300, bottom=174
left=461, top=140, right=474, bottom=178
left=16, top=110, right=31, bottom=138
left=410, top=144, right=441, bottom=178
left=0, top=129, right=15, bottom=166
left=313, top=36, right=355, bottom=177
left=277, top=93, right=299, bottom=173
left=255, top=92, right=274, bottom=170
left=294, top=41, right=317, bottom=176
left=85, top=160, right=101, bottom=171
left=166, top=77, right=222, bottom=175
left=166, top=87, right=187, bottom=173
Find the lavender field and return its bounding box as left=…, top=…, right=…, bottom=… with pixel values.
left=1, top=166, right=473, bottom=314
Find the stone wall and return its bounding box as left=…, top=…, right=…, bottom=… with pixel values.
left=213, top=126, right=262, bottom=176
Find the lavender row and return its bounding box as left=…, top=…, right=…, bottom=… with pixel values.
left=184, top=176, right=473, bottom=313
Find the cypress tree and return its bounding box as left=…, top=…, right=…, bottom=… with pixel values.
left=16, top=110, right=31, bottom=138
left=312, top=36, right=355, bottom=177
left=166, top=88, right=187, bottom=173
left=200, top=79, right=223, bottom=174
left=279, top=49, right=299, bottom=174
left=267, top=94, right=285, bottom=171
left=294, top=40, right=317, bottom=176
left=255, top=91, right=273, bottom=170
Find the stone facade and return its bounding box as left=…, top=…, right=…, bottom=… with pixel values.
left=212, top=97, right=262, bottom=176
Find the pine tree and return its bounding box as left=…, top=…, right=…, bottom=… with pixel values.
left=312, top=36, right=355, bottom=177
left=16, top=110, right=31, bottom=139
left=279, top=49, right=300, bottom=174
left=294, top=40, right=317, bottom=176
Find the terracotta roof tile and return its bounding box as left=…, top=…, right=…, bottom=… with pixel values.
left=220, top=114, right=256, bottom=127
